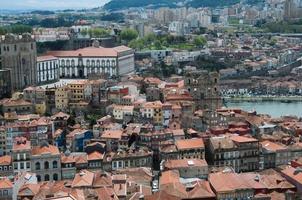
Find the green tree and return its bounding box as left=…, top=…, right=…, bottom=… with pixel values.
left=154, top=40, right=162, bottom=50
left=194, top=35, right=207, bottom=47
left=120, top=28, right=138, bottom=42
left=129, top=38, right=144, bottom=50
left=81, top=29, right=88, bottom=36
left=91, top=28, right=109, bottom=38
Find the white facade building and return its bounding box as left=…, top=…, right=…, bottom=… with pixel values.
left=47, top=42, right=134, bottom=78
left=37, top=55, right=59, bottom=85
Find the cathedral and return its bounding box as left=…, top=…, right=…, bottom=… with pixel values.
left=0, top=33, right=37, bottom=91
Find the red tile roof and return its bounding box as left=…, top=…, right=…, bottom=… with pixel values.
left=175, top=138, right=204, bottom=150
left=164, top=159, right=208, bottom=170
left=32, top=144, right=60, bottom=156
left=0, top=178, right=13, bottom=189
left=0, top=155, right=11, bottom=165
left=209, top=172, right=251, bottom=193
left=88, top=151, right=104, bottom=161
left=71, top=170, right=94, bottom=188
left=261, top=140, right=287, bottom=152
left=48, top=46, right=131, bottom=58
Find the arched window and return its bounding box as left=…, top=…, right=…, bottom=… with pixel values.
left=35, top=162, right=40, bottom=170
left=86, top=60, right=90, bottom=66
left=61, top=60, right=65, bottom=66
left=53, top=160, right=58, bottom=168
left=37, top=175, right=41, bottom=182
left=97, top=60, right=100, bottom=67
left=53, top=173, right=58, bottom=181
left=91, top=60, right=95, bottom=67
left=44, top=174, right=50, bottom=181
left=44, top=161, right=49, bottom=169
left=106, top=60, right=110, bottom=66
left=102, top=60, right=105, bottom=67
left=66, top=60, right=70, bottom=67
left=112, top=60, right=116, bottom=67
left=71, top=59, right=75, bottom=66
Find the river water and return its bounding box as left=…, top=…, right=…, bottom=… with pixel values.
left=226, top=101, right=302, bottom=118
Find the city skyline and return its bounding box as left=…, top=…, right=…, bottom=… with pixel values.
left=0, top=0, right=110, bottom=10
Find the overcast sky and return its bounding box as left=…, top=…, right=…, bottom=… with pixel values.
left=0, top=0, right=111, bottom=10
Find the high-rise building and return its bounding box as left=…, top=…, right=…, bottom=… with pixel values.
left=284, top=0, right=302, bottom=20
left=0, top=34, right=37, bottom=91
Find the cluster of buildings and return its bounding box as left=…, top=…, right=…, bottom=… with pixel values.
left=0, top=34, right=135, bottom=100
left=0, top=65, right=302, bottom=199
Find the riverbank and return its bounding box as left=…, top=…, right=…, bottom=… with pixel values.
left=224, top=96, right=302, bottom=103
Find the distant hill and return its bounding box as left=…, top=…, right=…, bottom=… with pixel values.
left=104, top=0, right=241, bottom=11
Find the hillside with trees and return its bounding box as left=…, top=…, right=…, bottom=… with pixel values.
left=104, top=0, right=241, bottom=10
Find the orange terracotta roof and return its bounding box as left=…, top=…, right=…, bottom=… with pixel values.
left=160, top=170, right=180, bottom=185
left=281, top=166, right=302, bottom=185
left=164, top=159, right=208, bottom=170
left=74, top=154, right=88, bottom=164
left=13, top=137, right=31, bottom=151
left=61, top=154, right=76, bottom=164
left=172, top=129, right=185, bottom=137
left=101, top=130, right=123, bottom=140
left=188, top=180, right=216, bottom=199
left=52, top=112, right=70, bottom=120
left=0, top=155, right=11, bottom=165
left=145, top=191, right=181, bottom=200
left=48, top=46, right=131, bottom=58
left=88, top=151, right=104, bottom=161
left=175, top=138, right=204, bottom=150
left=261, top=140, right=287, bottom=152
left=230, top=135, right=258, bottom=143
left=32, top=144, right=60, bottom=156
left=18, top=183, right=41, bottom=196
left=71, top=170, right=94, bottom=188
left=0, top=178, right=13, bottom=189
left=209, top=172, right=251, bottom=193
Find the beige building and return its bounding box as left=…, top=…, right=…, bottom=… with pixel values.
left=68, top=80, right=88, bottom=104
left=55, top=85, right=71, bottom=111
left=0, top=34, right=37, bottom=91
left=113, top=105, right=134, bottom=121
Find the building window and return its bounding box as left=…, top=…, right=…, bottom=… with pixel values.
left=35, top=162, right=40, bottom=170
left=44, top=161, right=49, bottom=169
left=53, top=173, right=58, bottom=181
left=44, top=174, right=50, bottom=181
left=53, top=160, right=58, bottom=168
left=37, top=175, right=41, bottom=182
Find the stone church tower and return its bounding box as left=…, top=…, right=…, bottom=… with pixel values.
left=0, top=33, right=37, bottom=91
left=185, top=69, right=222, bottom=110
